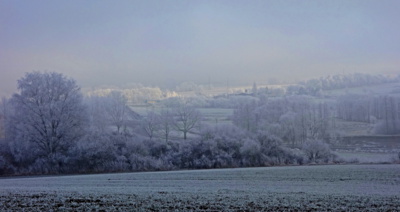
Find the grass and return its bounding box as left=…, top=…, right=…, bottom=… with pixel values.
left=1, top=164, right=399, bottom=211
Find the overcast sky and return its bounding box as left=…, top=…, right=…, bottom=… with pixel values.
left=1, top=0, right=399, bottom=96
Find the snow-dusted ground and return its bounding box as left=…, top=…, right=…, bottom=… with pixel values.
left=1, top=164, right=399, bottom=211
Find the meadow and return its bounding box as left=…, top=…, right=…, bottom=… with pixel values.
left=1, top=164, right=399, bottom=211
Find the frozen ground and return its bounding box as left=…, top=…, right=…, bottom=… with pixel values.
left=1, top=164, right=399, bottom=211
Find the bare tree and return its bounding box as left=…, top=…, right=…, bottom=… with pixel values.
left=104, top=91, right=129, bottom=134
left=159, top=109, right=174, bottom=142
left=279, top=111, right=297, bottom=147
left=86, top=93, right=140, bottom=135
left=232, top=100, right=258, bottom=132
left=85, top=96, right=109, bottom=132
left=142, top=110, right=159, bottom=140
left=173, top=103, right=202, bottom=140
left=374, top=95, right=400, bottom=135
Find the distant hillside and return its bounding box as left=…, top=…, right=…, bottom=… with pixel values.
left=323, top=82, right=400, bottom=98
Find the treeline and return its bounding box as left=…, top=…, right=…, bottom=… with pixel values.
left=232, top=94, right=400, bottom=146
left=0, top=72, right=338, bottom=175
left=287, top=73, right=399, bottom=96
left=1, top=72, right=399, bottom=175
left=86, top=85, right=178, bottom=105
left=337, top=95, right=400, bottom=134
left=1, top=124, right=336, bottom=175
left=83, top=73, right=399, bottom=108
left=232, top=96, right=335, bottom=147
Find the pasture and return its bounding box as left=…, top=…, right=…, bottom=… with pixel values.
left=1, top=164, right=399, bottom=211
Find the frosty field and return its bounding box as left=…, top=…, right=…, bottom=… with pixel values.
left=1, top=164, right=400, bottom=211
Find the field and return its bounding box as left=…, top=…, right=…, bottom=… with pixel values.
left=1, top=164, right=400, bottom=211
left=197, top=108, right=233, bottom=124
left=131, top=106, right=234, bottom=125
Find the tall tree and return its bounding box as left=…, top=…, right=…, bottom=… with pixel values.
left=103, top=91, right=130, bottom=134
left=7, top=72, right=86, bottom=168
left=86, top=96, right=109, bottom=132
left=232, top=100, right=258, bottom=132
left=159, top=109, right=174, bottom=142
left=142, top=110, right=159, bottom=140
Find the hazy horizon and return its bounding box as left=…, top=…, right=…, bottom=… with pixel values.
left=1, top=0, right=400, bottom=97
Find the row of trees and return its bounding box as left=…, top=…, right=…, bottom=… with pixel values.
left=232, top=93, right=400, bottom=147
left=0, top=72, right=338, bottom=175
left=287, top=73, right=399, bottom=96
left=86, top=85, right=178, bottom=105
left=232, top=96, right=335, bottom=147
left=337, top=94, right=400, bottom=134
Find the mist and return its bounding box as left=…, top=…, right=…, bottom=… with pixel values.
left=1, top=0, right=400, bottom=96
left=1, top=2, right=400, bottom=210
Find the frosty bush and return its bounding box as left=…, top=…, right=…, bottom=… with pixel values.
left=302, top=140, right=335, bottom=163
left=240, top=139, right=262, bottom=166
left=70, top=132, right=119, bottom=173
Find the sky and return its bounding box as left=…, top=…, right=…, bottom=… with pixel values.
left=1, top=0, right=399, bottom=96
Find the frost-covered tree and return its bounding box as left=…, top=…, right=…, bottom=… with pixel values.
left=7, top=72, right=87, bottom=171
left=85, top=96, right=110, bottom=132
left=86, top=93, right=140, bottom=135
left=232, top=99, right=259, bottom=132
left=103, top=91, right=130, bottom=134
left=373, top=95, right=400, bottom=134
left=279, top=111, right=297, bottom=147
left=158, top=109, right=174, bottom=142
left=337, top=94, right=371, bottom=123
left=173, top=102, right=202, bottom=140
left=302, top=139, right=333, bottom=163
left=142, top=110, right=159, bottom=140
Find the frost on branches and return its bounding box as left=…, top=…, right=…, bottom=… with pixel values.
left=8, top=72, right=86, bottom=173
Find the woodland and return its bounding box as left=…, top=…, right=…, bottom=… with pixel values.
left=0, top=72, right=399, bottom=175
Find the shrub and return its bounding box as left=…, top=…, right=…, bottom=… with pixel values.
left=302, top=140, right=334, bottom=163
